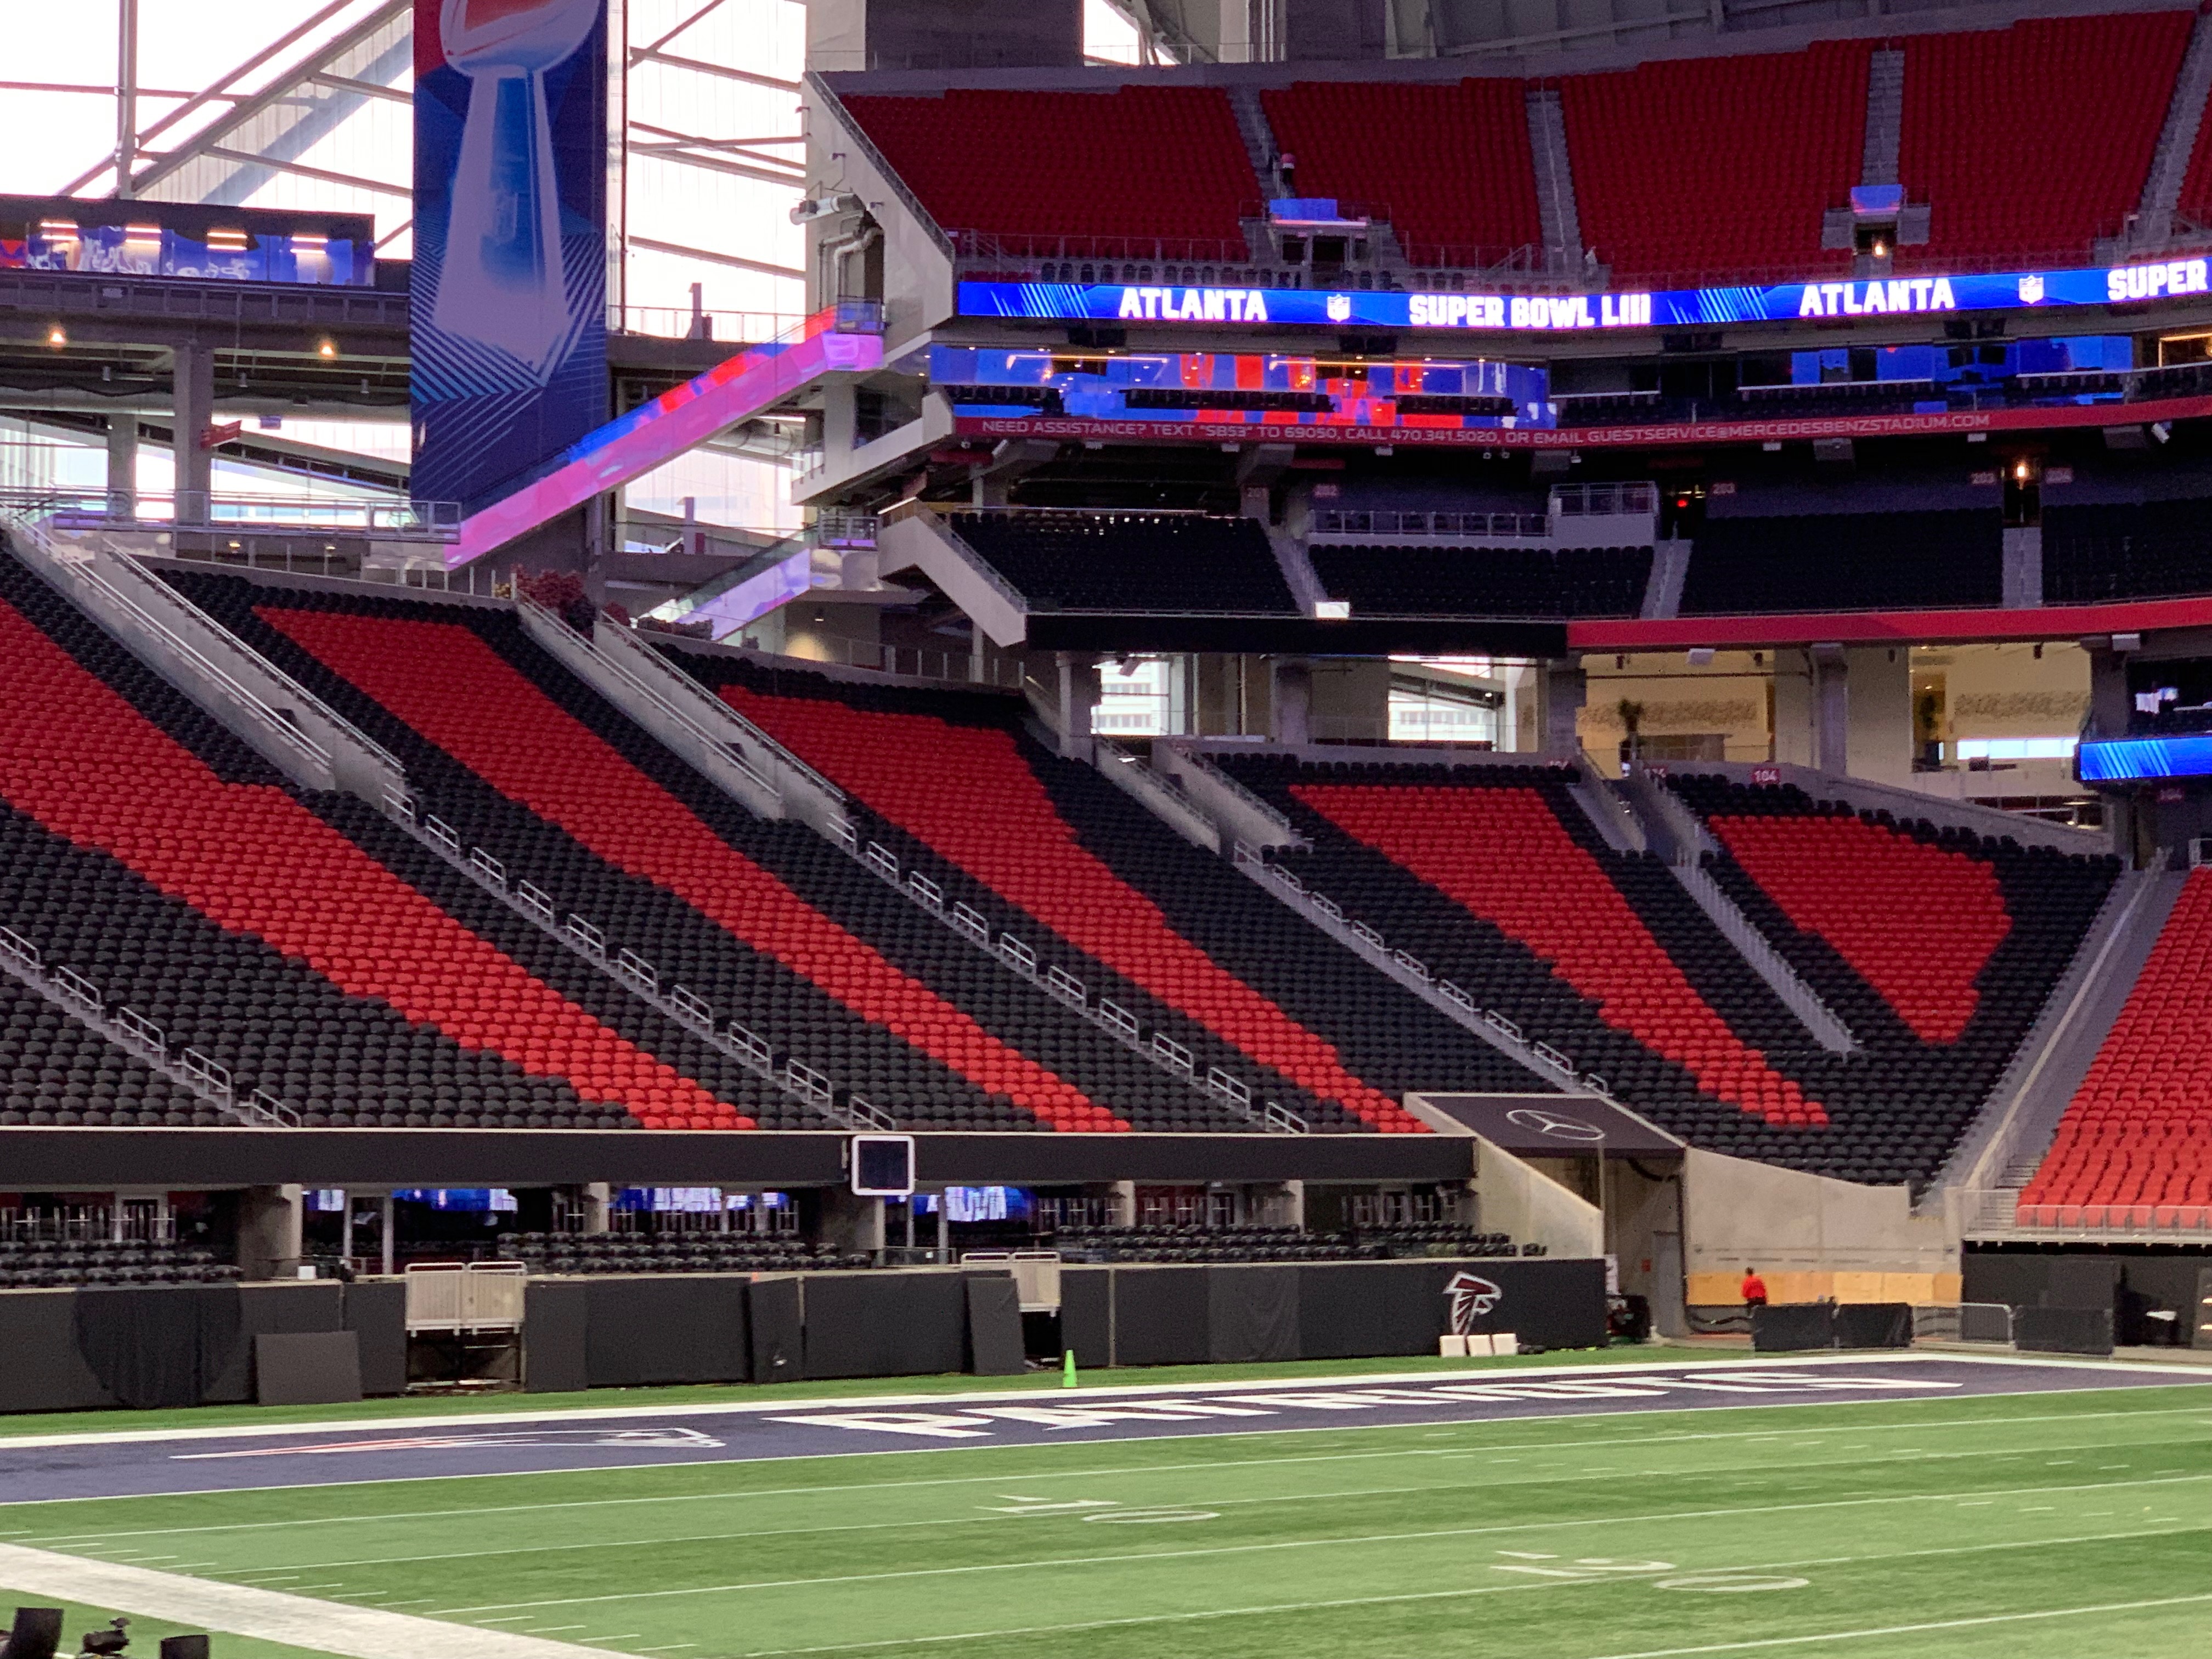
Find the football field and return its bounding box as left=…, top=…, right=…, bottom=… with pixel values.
left=1, top=1356, right=2206, bottom=1659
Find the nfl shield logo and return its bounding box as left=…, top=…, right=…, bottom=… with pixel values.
left=2017, top=274, right=2045, bottom=304
left=1326, top=292, right=1353, bottom=322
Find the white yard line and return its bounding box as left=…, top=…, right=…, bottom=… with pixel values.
left=418, top=1475, right=2212, bottom=1616
left=24, top=1401, right=2204, bottom=1542
left=0, top=1542, right=633, bottom=1659
left=723, top=1528, right=2211, bottom=1656
left=60, top=1439, right=2175, bottom=1577
left=3, top=1352, right=2200, bottom=1453
left=1578, top=1594, right=2212, bottom=1658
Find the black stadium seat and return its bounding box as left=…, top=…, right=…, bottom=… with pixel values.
left=950, top=512, right=1299, bottom=614
left=1310, top=544, right=1653, bottom=619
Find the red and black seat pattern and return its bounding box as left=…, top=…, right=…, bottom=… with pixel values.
left=2018, top=868, right=2212, bottom=1227
left=0, top=551, right=754, bottom=1129
left=174, top=573, right=1255, bottom=1132
left=679, top=653, right=1551, bottom=1130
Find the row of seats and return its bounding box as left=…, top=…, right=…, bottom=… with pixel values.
left=1560, top=41, right=1870, bottom=284
left=1899, top=12, right=2190, bottom=264
left=839, top=86, right=1257, bottom=251
left=1308, top=543, right=1652, bottom=619
left=2019, top=867, right=2212, bottom=1219
left=1225, top=757, right=2115, bottom=1187
left=1259, top=77, right=1541, bottom=266
left=0, top=975, right=202, bottom=1126
left=0, top=554, right=741, bottom=1132
left=494, top=1232, right=872, bottom=1273
left=0, top=1236, right=238, bottom=1286
left=2042, top=500, right=2212, bottom=603
left=693, top=653, right=1546, bottom=1130
left=177, top=572, right=1252, bottom=1134
left=836, top=13, right=2192, bottom=280
left=1667, top=774, right=2117, bottom=1183
left=950, top=512, right=1299, bottom=614
left=1680, top=511, right=2004, bottom=615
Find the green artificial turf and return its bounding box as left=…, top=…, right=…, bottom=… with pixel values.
left=0, top=1344, right=1717, bottom=1440
left=2, top=1375, right=2206, bottom=1658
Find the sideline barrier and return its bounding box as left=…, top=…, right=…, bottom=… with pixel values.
left=2014, top=1306, right=2116, bottom=1356
left=0, top=1257, right=1607, bottom=1412
left=1751, top=1302, right=1916, bottom=1353
left=0, top=1281, right=403, bottom=1413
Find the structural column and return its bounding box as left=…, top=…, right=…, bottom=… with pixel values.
left=170, top=339, right=215, bottom=512
left=1543, top=659, right=1587, bottom=758
left=1812, top=644, right=1848, bottom=774
left=1272, top=657, right=1313, bottom=747
left=105, top=415, right=137, bottom=515
left=1056, top=651, right=1101, bottom=757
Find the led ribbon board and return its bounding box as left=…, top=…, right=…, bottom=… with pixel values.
left=2076, top=735, right=2212, bottom=782
left=959, top=256, right=2212, bottom=333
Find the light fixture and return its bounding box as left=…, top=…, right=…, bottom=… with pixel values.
left=46, top=325, right=65, bottom=347
left=318, top=340, right=337, bottom=358
left=2014, top=459, right=2031, bottom=481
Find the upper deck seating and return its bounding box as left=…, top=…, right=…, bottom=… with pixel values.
left=1559, top=42, right=1870, bottom=284
left=1259, top=78, right=1542, bottom=265
left=2042, top=500, right=2212, bottom=603
left=1310, top=544, right=1652, bottom=618
left=1899, top=12, right=2190, bottom=263
left=838, top=87, right=1256, bottom=252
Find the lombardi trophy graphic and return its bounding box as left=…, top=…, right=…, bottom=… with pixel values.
left=432, top=0, right=601, bottom=368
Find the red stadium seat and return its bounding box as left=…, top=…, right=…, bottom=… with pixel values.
left=1559, top=42, right=1871, bottom=284
left=1900, top=12, right=2190, bottom=263
left=257, top=605, right=1118, bottom=1132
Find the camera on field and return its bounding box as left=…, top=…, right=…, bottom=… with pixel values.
left=2, top=1611, right=209, bottom=1659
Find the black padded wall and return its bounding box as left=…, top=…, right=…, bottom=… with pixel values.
left=1059, top=1265, right=1113, bottom=1368
left=584, top=1276, right=749, bottom=1386
left=1110, top=1266, right=1212, bottom=1366
left=342, top=1280, right=408, bottom=1397
left=0, top=1290, right=114, bottom=1412
left=204, top=1282, right=345, bottom=1403
left=965, top=1273, right=1028, bottom=1375
left=751, top=1276, right=804, bottom=1384
left=72, top=1285, right=244, bottom=1410
left=523, top=1280, right=590, bottom=1393
left=1207, top=1266, right=1300, bottom=1362
left=802, top=1273, right=967, bottom=1379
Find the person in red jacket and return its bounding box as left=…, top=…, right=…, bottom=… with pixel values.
left=1740, top=1267, right=1769, bottom=1308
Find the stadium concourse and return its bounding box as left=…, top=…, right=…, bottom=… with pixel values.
left=11, top=0, right=2212, bottom=1656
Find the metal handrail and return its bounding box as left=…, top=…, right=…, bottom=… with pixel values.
left=4, top=510, right=335, bottom=776
left=380, top=791, right=875, bottom=1131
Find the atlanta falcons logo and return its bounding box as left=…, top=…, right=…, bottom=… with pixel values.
left=1444, top=1271, right=1504, bottom=1335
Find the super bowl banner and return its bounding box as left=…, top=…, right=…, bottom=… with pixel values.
left=413, top=0, right=610, bottom=512
left=958, top=255, right=2212, bottom=335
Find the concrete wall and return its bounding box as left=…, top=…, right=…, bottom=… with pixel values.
left=1308, top=657, right=1391, bottom=743
left=1844, top=646, right=1913, bottom=786
left=1471, top=1135, right=1604, bottom=1261
left=1680, top=1147, right=1960, bottom=1305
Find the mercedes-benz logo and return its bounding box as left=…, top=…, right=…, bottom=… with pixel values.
left=1505, top=1107, right=1608, bottom=1143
